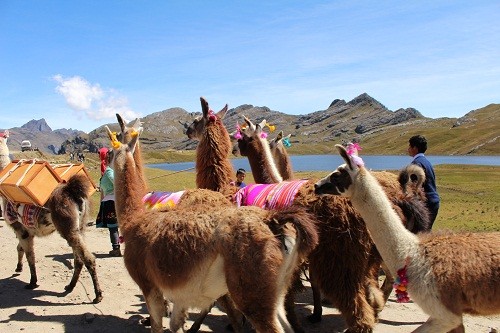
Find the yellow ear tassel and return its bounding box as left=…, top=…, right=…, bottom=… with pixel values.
left=110, top=132, right=122, bottom=149
left=131, top=130, right=139, bottom=138
left=266, top=123, right=276, bottom=132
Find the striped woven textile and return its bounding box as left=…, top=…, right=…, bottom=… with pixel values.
left=142, top=191, right=185, bottom=210
left=234, top=180, right=309, bottom=209
left=5, top=201, right=42, bottom=228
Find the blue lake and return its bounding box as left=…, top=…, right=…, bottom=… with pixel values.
left=149, top=155, right=500, bottom=172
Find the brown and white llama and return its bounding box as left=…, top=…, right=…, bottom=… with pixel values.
left=106, top=125, right=319, bottom=333
left=0, top=175, right=102, bottom=303
left=263, top=124, right=431, bottom=314
left=269, top=130, right=294, bottom=180
left=236, top=118, right=430, bottom=333
left=315, top=144, right=500, bottom=333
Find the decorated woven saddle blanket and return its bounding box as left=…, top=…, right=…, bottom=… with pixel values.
left=142, top=191, right=185, bottom=210
left=5, top=201, right=44, bottom=228
left=234, top=180, right=309, bottom=209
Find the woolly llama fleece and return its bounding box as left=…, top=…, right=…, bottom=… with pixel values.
left=314, top=144, right=500, bottom=333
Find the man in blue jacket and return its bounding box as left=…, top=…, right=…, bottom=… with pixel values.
left=408, top=135, right=440, bottom=229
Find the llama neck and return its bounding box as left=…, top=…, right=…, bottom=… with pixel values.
left=113, top=154, right=145, bottom=233
left=351, top=168, right=419, bottom=272
left=196, top=122, right=235, bottom=190
left=0, top=141, right=10, bottom=170
left=132, top=142, right=148, bottom=195
left=272, top=146, right=294, bottom=180
left=246, top=137, right=283, bottom=184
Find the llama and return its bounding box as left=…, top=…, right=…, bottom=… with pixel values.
left=269, top=130, right=294, bottom=180
left=0, top=130, right=11, bottom=170
left=186, top=97, right=236, bottom=194
left=236, top=118, right=430, bottom=333
left=106, top=125, right=319, bottom=333
left=314, top=144, right=500, bottom=333
left=0, top=131, right=102, bottom=303
left=0, top=174, right=103, bottom=303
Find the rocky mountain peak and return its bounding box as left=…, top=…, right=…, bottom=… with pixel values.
left=21, top=119, right=52, bottom=132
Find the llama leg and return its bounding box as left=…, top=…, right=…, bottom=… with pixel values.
left=276, top=294, right=294, bottom=333
left=19, top=234, right=38, bottom=289
left=284, top=276, right=305, bottom=333
left=16, top=242, right=24, bottom=272
left=187, top=307, right=211, bottom=333
left=380, top=262, right=395, bottom=302
left=144, top=288, right=165, bottom=333
left=338, top=282, right=377, bottom=333
left=412, top=315, right=463, bottom=333
left=66, top=233, right=103, bottom=303
left=307, top=269, right=323, bottom=323
left=215, top=295, right=245, bottom=333
left=169, top=303, right=189, bottom=333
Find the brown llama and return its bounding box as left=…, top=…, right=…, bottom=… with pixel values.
left=186, top=97, right=236, bottom=194
left=236, top=118, right=430, bottom=333
left=0, top=173, right=103, bottom=304
left=269, top=130, right=294, bottom=180
left=116, top=111, right=245, bottom=332
left=315, top=144, right=500, bottom=333
left=106, top=126, right=319, bottom=333
left=261, top=123, right=431, bottom=315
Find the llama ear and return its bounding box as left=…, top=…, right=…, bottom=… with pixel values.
left=116, top=113, right=126, bottom=133
left=130, top=118, right=143, bottom=130
left=105, top=126, right=121, bottom=149
left=258, top=119, right=267, bottom=129
left=216, top=104, right=229, bottom=120
left=275, top=131, right=284, bottom=142
left=243, top=116, right=256, bottom=131
left=200, top=97, right=209, bottom=119
left=127, top=127, right=143, bottom=153
left=336, top=144, right=355, bottom=170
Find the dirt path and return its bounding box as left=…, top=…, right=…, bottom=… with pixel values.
left=0, top=218, right=498, bottom=332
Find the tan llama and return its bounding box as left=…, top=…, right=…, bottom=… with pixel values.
left=315, top=144, right=500, bottom=333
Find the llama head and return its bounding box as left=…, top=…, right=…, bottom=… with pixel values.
left=116, top=114, right=143, bottom=144
left=0, top=130, right=9, bottom=149
left=269, top=131, right=291, bottom=151
left=237, top=116, right=268, bottom=157
left=105, top=125, right=142, bottom=170
left=185, top=97, right=229, bottom=140
left=314, top=144, right=364, bottom=197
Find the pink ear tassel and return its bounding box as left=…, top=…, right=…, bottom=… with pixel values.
left=234, top=131, right=243, bottom=140
left=260, top=132, right=268, bottom=139
left=208, top=110, right=217, bottom=122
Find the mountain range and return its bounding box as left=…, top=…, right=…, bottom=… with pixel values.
left=3, top=93, right=499, bottom=156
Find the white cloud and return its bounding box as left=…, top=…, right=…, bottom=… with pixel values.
left=52, top=75, right=140, bottom=121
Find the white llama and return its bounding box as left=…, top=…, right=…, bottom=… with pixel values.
left=314, top=144, right=500, bottom=333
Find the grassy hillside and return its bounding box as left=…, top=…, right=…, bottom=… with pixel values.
left=84, top=163, right=499, bottom=233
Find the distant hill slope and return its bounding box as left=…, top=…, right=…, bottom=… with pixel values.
left=3, top=93, right=499, bottom=156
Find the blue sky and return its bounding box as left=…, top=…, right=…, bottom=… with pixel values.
left=1, top=1, right=499, bottom=133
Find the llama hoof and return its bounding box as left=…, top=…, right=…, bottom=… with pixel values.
left=307, top=313, right=322, bottom=323
left=25, top=282, right=39, bottom=290
left=140, top=317, right=151, bottom=326
left=15, top=265, right=23, bottom=272
left=64, top=284, right=75, bottom=292
left=93, top=294, right=103, bottom=304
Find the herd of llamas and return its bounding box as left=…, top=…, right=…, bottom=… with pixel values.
left=0, top=97, right=498, bottom=333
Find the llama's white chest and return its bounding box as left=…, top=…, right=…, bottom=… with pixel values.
left=162, top=254, right=227, bottom=311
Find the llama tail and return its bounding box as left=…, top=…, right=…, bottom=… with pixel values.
left=269, top=207, right=319, bottom=258
left=61, top=174, right=90, bottom=203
